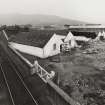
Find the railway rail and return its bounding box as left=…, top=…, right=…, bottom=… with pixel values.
left=0, top=64, right=14, bottom=105
left=0, top=64, right=15, bottom=105
left=0, top=55, right=38, bottom=105
left=0, top=42, right=53, bottom=105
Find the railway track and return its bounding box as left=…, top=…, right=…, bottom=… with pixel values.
left=0, top=57, right=38, bottom=105
left=0, top=42, right=54, bottom=105
left=0, top=64, right=14, bottom=105
left=0, top=64, right=15, bottom=105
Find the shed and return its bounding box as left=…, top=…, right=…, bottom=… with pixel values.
left=8, top=30, right=68, bottom=58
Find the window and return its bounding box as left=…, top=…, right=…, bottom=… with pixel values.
left=53, top=43, right=56, bottom=50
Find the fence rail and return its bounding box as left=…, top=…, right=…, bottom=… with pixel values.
left=32, top=61, right=55, bottom=83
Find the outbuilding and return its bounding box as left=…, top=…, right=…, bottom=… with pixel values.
left=8, top=30, right=68, bottom=58
left=61, top=31, right=96, bottom=50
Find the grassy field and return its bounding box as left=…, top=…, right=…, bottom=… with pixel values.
left=19, top=47, right=105, bottom=104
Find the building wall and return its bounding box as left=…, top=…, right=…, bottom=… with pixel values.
left=64, top=32, right=74, bottom=42
left=9, top=42, right=44, bottom=58
left=43, top=34, right=64, bottom=58
left=64, top=32, right=78, bottom=48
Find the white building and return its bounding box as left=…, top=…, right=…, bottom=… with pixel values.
left=64, top=32, right=78, bottom=48
left=42, top=33, right=65, bottom=57
left=94, top=32, right=102, bottom=41
left=102, top=31, right=105, bottom=39
left=8, top=30, right=67, bottom=58
left=94, top=31, right=105, bottom=41
left=63, top=31, right=91, bottom=48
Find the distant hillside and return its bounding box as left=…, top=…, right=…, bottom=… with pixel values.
left=0, top=14, right=87, bottom=26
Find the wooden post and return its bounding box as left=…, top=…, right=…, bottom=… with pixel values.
left=31, top=60, right=38, bottom=75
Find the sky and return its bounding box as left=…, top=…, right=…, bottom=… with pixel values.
left=1, top=0, right=105, bottom=23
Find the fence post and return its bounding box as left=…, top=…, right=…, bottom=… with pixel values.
left=31, top=60, right=38, bottom=75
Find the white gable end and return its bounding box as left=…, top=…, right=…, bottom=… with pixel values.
left=43, top=34, right=64, bottom=57
left=98, top=32, right=102, bottom=37
left=95, top=32, right=103, bottom=41
left=102, top=31, right=105, bottom=38
left=64, top=32, right=74, bottom=42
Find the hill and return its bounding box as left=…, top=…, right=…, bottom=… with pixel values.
left=0, top=14, right=87, bottom=26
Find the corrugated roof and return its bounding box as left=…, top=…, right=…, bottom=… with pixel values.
left=9, top=30, right=69, bottom=48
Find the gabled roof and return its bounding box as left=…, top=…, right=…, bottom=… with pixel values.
left=64, top=31, right=91, bottom=42
left=101, top=31, right=105, bottom=37
left=9, top=30, right=69, bottom=48
left=71, top=31, right=97, bottom=39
